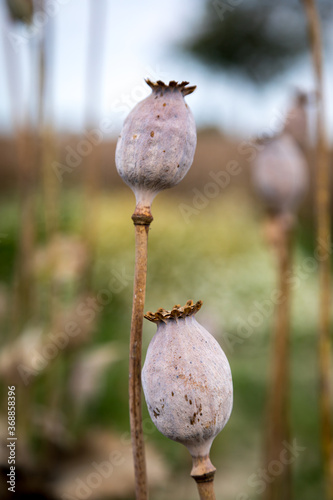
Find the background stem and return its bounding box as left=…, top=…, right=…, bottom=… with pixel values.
left=82, top=0, right=108, bottom=292
left=129, top=209, right=152, bottom=500
left=301, top=2, right=333, bottom=499
left=264, top=215, right=293, bottom=500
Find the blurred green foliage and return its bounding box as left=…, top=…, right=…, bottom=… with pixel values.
left=0, top=188, right=329, bottom=499
left=182, top=0, right=332, bottom=82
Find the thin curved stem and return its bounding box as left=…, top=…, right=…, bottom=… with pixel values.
left=129, top=208, right=153, bottom=500
left=301, top=2, right=333, bottom=499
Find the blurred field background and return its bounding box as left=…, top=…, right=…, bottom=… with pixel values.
left=0, top=1, right=333, bottom=499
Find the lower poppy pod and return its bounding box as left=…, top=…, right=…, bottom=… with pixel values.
left=142, top=300, right=233, bottom=478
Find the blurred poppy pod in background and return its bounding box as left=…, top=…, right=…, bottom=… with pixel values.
left=252, top=133, right=309, bottom=217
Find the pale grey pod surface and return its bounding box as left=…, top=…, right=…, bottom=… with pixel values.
left=252, top=133, right=308, bottom=215
left=142, top=302, right=233, bottom=458
left=115, top=80, right=197, bottom=207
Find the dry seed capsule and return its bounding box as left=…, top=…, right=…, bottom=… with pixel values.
left=115, top=80, right=197, bottom=217
left=142, top=300, right=233, bottom=484
left=252, top=133, right=308, bottom=216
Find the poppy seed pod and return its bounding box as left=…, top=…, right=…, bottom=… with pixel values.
left=6, top=0, right=33, bottom=23
left=142, top=300, right=233, bottom=480
left=252, top=133, right=308, bottom=216
left=115, top=80, right=197, bottom=214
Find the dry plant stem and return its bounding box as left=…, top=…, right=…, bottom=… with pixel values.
left=39, top=13, right=58, bottom=238
left=264, top=216, right=293, bottom=500
left=16, top=128, right=36, bottom=331
left=36, top=4, right=61, bottom=426
left=4, top=50, right=36, bottom=332
left=41, top=127, right=58, bottom=236
left=13, top=129, right=36, bottom=447
left=82, top=143, right=103, bottom=292
left=129, top=207, right=153, bottom=500
left=302, top=2, right=333, bottom=498
left=195, top=480, right=216, bottom=500
left=82, top=0, right=108, bottom=292
left=191, top=456, right=217, bottom=500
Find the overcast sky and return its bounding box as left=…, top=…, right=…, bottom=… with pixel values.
left=0, top=0, right=332, bottom=139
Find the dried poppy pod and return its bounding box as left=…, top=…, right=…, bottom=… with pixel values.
left=252, top=132, right=308, bottom=216
left=142, top=300, right=233, bottom=497
left=116, top=80, right=197, bottom=220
